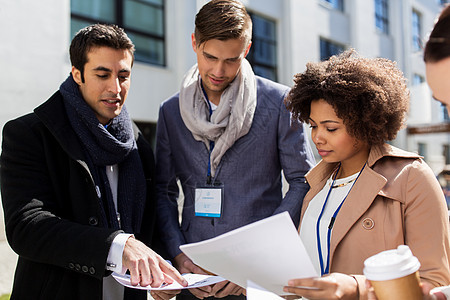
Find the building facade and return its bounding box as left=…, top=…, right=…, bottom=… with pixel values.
left=2, top=0, right=448, bottom=162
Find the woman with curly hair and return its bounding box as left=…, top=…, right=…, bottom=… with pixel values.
left=282, top=49, right=450, bottom=300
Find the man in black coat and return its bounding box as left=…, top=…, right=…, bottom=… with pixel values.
left=0, top=24, right=186, bottom=300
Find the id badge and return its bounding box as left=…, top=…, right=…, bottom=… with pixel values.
left=195, top=184, right=224, bottom=218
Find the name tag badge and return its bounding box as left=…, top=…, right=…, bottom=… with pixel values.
left=195, top=185, right=224, bottom=218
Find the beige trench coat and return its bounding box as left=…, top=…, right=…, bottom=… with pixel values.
left=300, top=143, right=450, bottom=299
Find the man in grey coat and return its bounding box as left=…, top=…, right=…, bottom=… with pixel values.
left=154, top=1, right=315, bottom=299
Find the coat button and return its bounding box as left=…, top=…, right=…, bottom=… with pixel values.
left=88, top=217, right=98, bottom=226
left=82, top=266, right=88, bottom=273
left=89, top=267, right=96, bottom=275
left=95, top=186, right=102, bottom=198
left=362, top=218, right=374, bottom=230
left=75, top=264, right=81, bottom=271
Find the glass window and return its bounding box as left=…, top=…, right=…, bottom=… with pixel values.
left=124, top=0, right=164, bottom=35
left=412, top=74, right=424, bottom=86
left=71, top=0, right=165, bottom=66
left=127, top=32, right=165, bottom=65
left=412, top=10, right=422, bottom=52
left=442, top=103, right=450, bottom=122
left=247, top=13, right=278, bottom=81
left=418, top=142, right=427, bottom=160
left=375, top=0, right=388, bottom=34
left=321, top=0, right=344, bottom=11
left=71, top=0, right=116, bottom=22
left=320, top=38, right=345, bottom=61
left=444, top=145, right=450, bottom=165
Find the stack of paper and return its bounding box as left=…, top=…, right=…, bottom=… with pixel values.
left=180, top=212, right=317, bottom=295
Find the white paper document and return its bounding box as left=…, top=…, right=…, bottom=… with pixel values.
left=112, top=272, right=225, bottom=290
left=246, top=280, right=284, bottom=299
left=180, top=212, right=318, bottom=295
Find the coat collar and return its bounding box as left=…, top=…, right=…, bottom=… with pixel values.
left=304, top=143, right=421, bottom=196
left=34, top=92, right=96, bottom=182
left=34, top=91, right=87, bottom=163
left=367, top=143, right=421, bottom=167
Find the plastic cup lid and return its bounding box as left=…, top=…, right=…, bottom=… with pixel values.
left=363, top=245, right=421, bottom=281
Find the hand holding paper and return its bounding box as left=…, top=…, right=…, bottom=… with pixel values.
left=180, top=212, right=318, bottom=295
left=112, top=272, right=225, bottom=290
left=173, top=252, right=245, bottom=298
left=122, top=236, right=187, bottom=288
left=174, top=252, right=214, bottom=298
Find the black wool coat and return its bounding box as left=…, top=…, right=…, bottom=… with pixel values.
left=1, top=91, right=157, bottom=300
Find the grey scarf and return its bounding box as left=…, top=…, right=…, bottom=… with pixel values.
left=179, top=59, right=257, bottom=177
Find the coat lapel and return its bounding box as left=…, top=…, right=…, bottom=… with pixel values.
left=34, top=91, right=92, bottom=178
left=300, top=161, right=338, bottom=226
left=329, top=166, right=387, bottom=264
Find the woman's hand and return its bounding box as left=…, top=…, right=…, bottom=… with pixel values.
left=283, top=273, right=358, bottom=300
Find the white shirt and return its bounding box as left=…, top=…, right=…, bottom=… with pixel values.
left=103, top=164, right=130, bottom=300
left=300, top=172, right=359, bottom=275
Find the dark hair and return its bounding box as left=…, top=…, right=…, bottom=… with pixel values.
left=424, top=4, right=450, bottom=63
left=69, top=24, right=135, bottom=82
left=285, top=49, right=409, bottom=146
left=194, top=0, right=252, bottom=46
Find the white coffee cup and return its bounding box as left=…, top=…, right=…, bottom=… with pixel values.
left=363, top=245, right=422, bottom=300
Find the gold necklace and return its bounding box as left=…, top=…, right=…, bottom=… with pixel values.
left=330, top=178, right=356, bottom=188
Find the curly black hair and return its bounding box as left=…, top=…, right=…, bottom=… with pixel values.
left=285, top=49, right=409, bottom=146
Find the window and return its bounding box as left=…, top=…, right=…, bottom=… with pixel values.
left=247, top=13, right=278, bottom=81
left=412, top=74, right=424, bottom=86
left=442, top=104, right=450, bottom=122
left=412, top=10, right=422, bottom=52
left=374, top=0, right=388, bottom=34
left=418, top=142, right=427, bottom=160
left=320, top=38, right=345, bottom=61
left=444, top=145, right=450, bottom=165
left=71, top=0, right=165, bottom=66
left=321, top=0, right=344, bottom=11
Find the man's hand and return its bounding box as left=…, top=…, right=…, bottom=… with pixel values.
left=150, top=289, right=181, bottom=300
left=122, top=236, right=188, bottom=288
left=174, top=252, right=212, bottom=299
left=211, top=280, right=245, bottom=298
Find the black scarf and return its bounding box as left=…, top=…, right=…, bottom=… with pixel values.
left=60, top=74, right=146, bottom=234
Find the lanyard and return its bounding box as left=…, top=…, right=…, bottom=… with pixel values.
left=316, top=162, right=366, bottom=276
left=201, top=82, right=215, bottom=185
left=207, top=140, right=215, bottom=184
